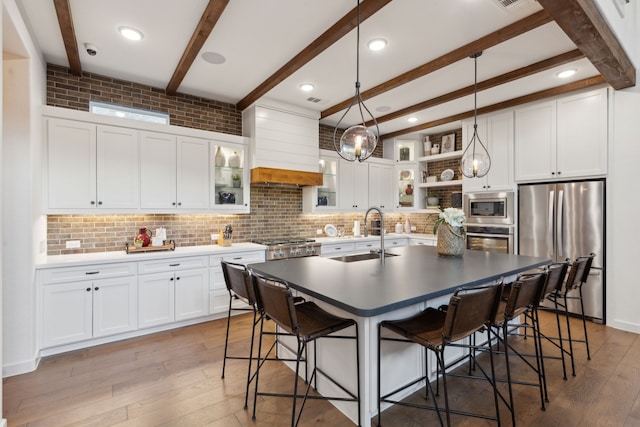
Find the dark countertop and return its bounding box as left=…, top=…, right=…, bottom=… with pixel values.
left=248, top=246, right=550, bottom=317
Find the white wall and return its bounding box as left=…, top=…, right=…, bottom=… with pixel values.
left=2, top=0, right=46, bottom=382
left=594, top=0, right=640, bottom=332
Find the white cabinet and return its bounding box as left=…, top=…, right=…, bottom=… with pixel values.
left=320, top=242, right=356, bottom=257
left=339, top=160, right=369, bottom=211
left=303, top=150, right=340, bottom=213
left=410, top=236, right=437, bottom=246
left=42, top=263, right=137, bottom=348
left=47, top=119, right=139, bottom=210
left=369, top=160, right=394, bottom=211
left=462, top=111, right=514, bottom=192
left=138, top=257, right=209, bottom=328
left=395, top=164, right=418, bottom=210
left=209, top=250, right=266, bottom=315
left=140, top=132, right=209, bottom=211
left=212, top=142, right=250, bottom=212
left=515, top=88, right=607, bottom=182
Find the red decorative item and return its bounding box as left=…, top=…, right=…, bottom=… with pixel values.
left=405, top=184, right=413, bottom=195
left=136, top=228, right=152, bottom=247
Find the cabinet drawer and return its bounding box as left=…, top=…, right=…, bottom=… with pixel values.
left=138, top=256, right=208, bottom=274
left=355, top=240, right=380, bottom=252
left=41, top=262, right=137, bottom=284
left=386, top=238, right=407, bottom=248
left=320, top=242, right=356, bottom=256
left=209, top=250, right=266, bottom=268
left=411, top=238, right=436, bottom=247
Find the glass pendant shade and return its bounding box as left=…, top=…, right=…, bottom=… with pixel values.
left=339, top=125, right=378, bottom=162
left=461, top=124, right=491, bottom=178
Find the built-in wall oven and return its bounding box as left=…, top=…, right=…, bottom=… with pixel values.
left=463, top=191, right=515, bottom=254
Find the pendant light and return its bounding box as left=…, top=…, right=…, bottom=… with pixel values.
left=461, top=52, right=491, bottom=178
left=333, top=0, right=379, bottom=162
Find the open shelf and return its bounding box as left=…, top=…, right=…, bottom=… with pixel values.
left=418, top=179, right=463, bottom=188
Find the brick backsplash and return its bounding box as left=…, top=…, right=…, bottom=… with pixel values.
left=45, top=65, right=455, bottom=255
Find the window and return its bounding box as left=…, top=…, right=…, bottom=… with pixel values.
left=89, top=101, right=170, bottom=125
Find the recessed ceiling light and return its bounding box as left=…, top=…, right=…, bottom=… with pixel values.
left=119, top=26, right=143, bottom=41
left=202, top=51, right=226, bottom=64
left=407, top=117, right=418, bottom=123
left=299, top=83, right=315, bottom=92
left=557, top=69, right=577, bottom=79
left=368, top=38, right=387, bottom=51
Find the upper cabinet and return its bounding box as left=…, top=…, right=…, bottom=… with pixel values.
left=302, top=149, right=339, bottom=213
left=515, top=88, right=607, bottom=182
left=339, top=159, right=369, bottom=211
left=462, top=111, right=514, bottom=193
left=44, top=107, right=249, bottom=214
left=47, top=118, right=139, bottom=211
left=369, top=159, right=394, bottom=212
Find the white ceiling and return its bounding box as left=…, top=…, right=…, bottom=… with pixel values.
left=16, top=0, right=600, bottom=139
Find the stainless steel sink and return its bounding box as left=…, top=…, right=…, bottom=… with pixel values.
left=330, top=252, right=399, bottom=263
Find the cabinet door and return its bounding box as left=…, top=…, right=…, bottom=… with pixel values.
left=353, top=162, right=369, bottom=209
left=556, top=89, right=607, bottom=178
left=96, top=125, right=140, bottom=209
left=338, top=160, right=356, bottom=210
left=175, top=268, right=209, bottom=321
left=92, top=276, right=138, bottom=337
left=47, top=119, right=96, bottom=209
left=212, top=143, right=249, bottom=211
left=177, top=136, right=210, bottom=209
left=369, top=163, right=394, bottom=211
left=138, top=273, right=175, bottom=328
left=515, top=101, right=556, bottom=182
left=140, top=131, right=177, bottom=209
left=485, top=111, right=514, bottom=190
left=43, top=281, right=93, bottom=347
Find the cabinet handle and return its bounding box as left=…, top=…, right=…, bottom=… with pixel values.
left=98, top=201, right=103, bottom=205
left=94, top=286, right=99, bottom=291
left=90, top=201, right=95, bottom=205
left=86, top=287, right=91, bottom=292
left=551, top=172, right=555, bottom=175
left=169, top=263, right=180, bottom=267
left=557, top=171, right=562, bottom=175
left=85, top=271, right=99, bottom=275
left=176, top=277, right=180, bottom=281
left=232, top=257, right=242, bottom=260
left=172, top=202, right=177, bottom=206
left=170, top=277, right=174, bottom=281
left=335, top=247, right=342, bottom=250
left=178, top=202, right=182, bottom=206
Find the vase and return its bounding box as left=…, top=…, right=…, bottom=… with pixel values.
left=405, top=184, right=413, bottom=195
left=437, top=223, right=464, bottom=256
left=228, top=151, right=241, bottom=168
left=214, top=146, right=226, bottom=167
left=135, top=227, right=152, bottom=247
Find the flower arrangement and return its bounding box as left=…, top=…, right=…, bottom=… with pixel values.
left=433, top=207, right=466, bottom=234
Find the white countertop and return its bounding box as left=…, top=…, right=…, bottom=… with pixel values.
left=36, top=242, right=267, bottom=269
left=313, top=233, right=436, bottom=244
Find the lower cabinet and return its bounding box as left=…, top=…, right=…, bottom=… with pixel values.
left=410, top=237, right=437, bottom=246
left=209, top=250, right=266, bottom=315
left=42, top=275, right=137, bottom=348
left=138, top=263, right=209, bottom=329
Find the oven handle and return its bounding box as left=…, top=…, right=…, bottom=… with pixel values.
left=466, top=232, right=513, bottom=239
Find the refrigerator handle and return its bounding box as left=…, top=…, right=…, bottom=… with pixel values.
left=557, top=190, right=564, bottom=257
left=547, top=190, right=554, bottom=259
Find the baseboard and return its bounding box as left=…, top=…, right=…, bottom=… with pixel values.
left=3, top=351, right=41, bottom=377
left=608, top=319, right=640, bottom=334
left=0, top=418, right=7, bottom=427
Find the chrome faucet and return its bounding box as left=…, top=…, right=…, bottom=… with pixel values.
left=364, top=206, right=385, bottom=261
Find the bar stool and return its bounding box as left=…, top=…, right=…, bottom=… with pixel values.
left=251, top=272, right=361, bottom=427
left=491, top=271, right=549, bottom=425
left=220, top=260, right=258, bottom=409
left=377, top=282, right=503, bottom=426
left=545, top=253, right=596, bottom=375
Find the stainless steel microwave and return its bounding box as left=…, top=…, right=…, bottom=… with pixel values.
left=463, top=191, right=514, bottom=225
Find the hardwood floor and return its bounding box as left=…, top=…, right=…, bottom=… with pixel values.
left=4, top=310, right=640, bottom=426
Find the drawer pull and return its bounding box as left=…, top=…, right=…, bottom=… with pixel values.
left=86, top=287, right=91, bottom=292
left=335, top=247, right=342, bottom=250
left=85, top=271, right=100, bottom=275
left=94, top=287, right=99, bottom=291
left=233, top=257, right=243, bottom=260
left=169, top=263, right=180, bottom=267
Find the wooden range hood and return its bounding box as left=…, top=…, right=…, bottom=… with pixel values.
left=250, top=167, right=323, bottom=186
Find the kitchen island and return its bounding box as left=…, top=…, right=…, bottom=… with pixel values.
left=248, top=245, right=549, bottom=426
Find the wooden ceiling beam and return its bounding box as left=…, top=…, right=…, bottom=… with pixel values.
left=321, top=9, right=554, bottom=119
left=236, top=0, right=392, bottom=111
left=166, top=0, right=229, bottom=96
left=538, top=0, right=635, bottom=90
left=367, top=49, right=584, bottom=127
left=380, top=75, right=606, bottom=140
left=53, top=0, right=81, bottom=76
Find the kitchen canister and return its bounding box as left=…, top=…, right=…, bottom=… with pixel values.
left=423, top=135, right=432, bottom=156
left=431, top=144, right=440, bottom=155
left=395, top=222, right=403, bottom=234
left=353, top=220, right=361, bottom=237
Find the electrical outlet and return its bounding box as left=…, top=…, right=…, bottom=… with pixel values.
left=211, top=233, right=219, bottom=241
left=411, top=226, right=416, bottom=231
left=66, top=240, right=81, bottom=249
left=316, top=229, right=323, bottom=235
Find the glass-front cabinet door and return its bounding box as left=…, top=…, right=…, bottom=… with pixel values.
left=395, top=165, right=416, bottom=210
left=302, top=150, right=339, bottom=213
left=211, top=141, right=249, bottom=212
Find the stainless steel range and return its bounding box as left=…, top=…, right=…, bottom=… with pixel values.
left=253, top=237, right=321, bottom=261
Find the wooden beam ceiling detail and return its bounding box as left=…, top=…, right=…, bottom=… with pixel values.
left=537, top=0, right=635, bottom=90
left=367, top=49, right=584, bottom=127
left=236, top=0, right=392, bottom=111
left=166, top=0, right=230, bottom=96
left=53, top=0, right=81, bottom=76
left=380, top=75, right=606, bottom=140
left=321, top=9, right=554, bottom=119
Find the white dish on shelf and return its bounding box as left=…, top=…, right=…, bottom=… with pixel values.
left=440, top=169, right=455, bottom=181
left=400, top=170, right=411, bottom=179
left=324, top=224, right=338, bottom=237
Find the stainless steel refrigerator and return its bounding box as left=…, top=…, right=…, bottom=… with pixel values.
left=518, top=180, right=605, bottom=323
